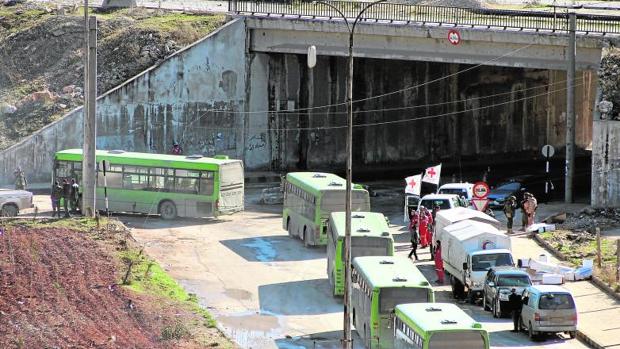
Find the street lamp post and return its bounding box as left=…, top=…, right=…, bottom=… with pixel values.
left=311, top=1, right=386, bottom=348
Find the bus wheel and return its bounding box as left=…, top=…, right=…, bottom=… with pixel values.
left=159, top=201, right=177, bottom=220
left=1, top=204, right=18, bottom=217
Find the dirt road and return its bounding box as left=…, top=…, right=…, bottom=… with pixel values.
left=123, top=185, right=590, bottom=348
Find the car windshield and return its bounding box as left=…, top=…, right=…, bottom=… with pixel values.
left=497, top=275, right=531, bottom=287
left=439, top=188, right=467, bottom=198
left=421, top=199, right=450, bottom=210
left=472, top=253, right=513, bottom=271
left=539, top=293, right=575, bottom=310
left=494, top=182, right=521, bottom=191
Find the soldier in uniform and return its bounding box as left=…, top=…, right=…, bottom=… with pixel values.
left=14, top=168, right=27, bottom=190
left=503, top=195, right=517, bottom=234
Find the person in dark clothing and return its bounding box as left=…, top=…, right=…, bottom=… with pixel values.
left=62, top=179, right=72, bottom=218
left=51, top=180, right=62, bottom=218
left=70, top=179, right=80, bottom=213
left=508, top=288, right=523, bottom=332
left=408, top=227, right=419, bottom=261
left=503, top=196, right=517, bottom=234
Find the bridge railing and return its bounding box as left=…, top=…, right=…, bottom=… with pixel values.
left=229, top=0, right=620, bottom=35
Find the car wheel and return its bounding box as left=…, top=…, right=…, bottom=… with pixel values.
left=528, top=322, right=537, bottom=341
left=569, top=331, right=576, bottom=339
left=1, top=204, right=18, bottom=217
left=159, top=200, right=177, bottom=220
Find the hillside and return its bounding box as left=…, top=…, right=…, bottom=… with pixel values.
left=0, top=2, right=227, bottom=150
left=0, top=219, right=234, bottom=348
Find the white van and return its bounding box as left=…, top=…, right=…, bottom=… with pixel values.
left=438, top=183, right=474, bottom=201
left=418, top=193, right=466, bottom=211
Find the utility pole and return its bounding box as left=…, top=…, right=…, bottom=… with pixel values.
left=82, top=15, right=97, bottom=217
left=565, top=12, right=576, bottom=203
left=311, top=2, right=386, bottom=347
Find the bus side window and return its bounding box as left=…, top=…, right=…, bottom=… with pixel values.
left=199, top=171, right=214, bottom=195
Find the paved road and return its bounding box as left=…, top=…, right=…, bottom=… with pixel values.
left=123, top=185, right=590, bottom=349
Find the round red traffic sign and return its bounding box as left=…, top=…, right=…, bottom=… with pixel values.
left=473, top=181, right=490, bottom=199
left=447, top=29, right=461, bottom=45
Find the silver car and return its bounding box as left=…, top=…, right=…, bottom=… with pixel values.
left=482, top=267, right=531, bottom=318
left=520, top=285, right=577, bottom=341
left=0, top=189, right=34, bottom=217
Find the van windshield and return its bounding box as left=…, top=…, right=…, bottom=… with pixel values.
left=420, top=199, right=450, bottom=210
left=429, top=331, right=486, bottom=349
left=439, top=188, right=468, bottom=198
left=539, top=293, right=575, bottom=310
left=497, top=275, right=531, bottom=287
left=472, top=253, right=513, bottom=271
left=379, top=287, right=429, bottom=313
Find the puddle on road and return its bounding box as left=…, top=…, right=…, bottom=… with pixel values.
left=224, top=288, right=253, bottom=300
left=219, top=311, right=283, bottom=348
left=241, top=237, right=279, bottom=262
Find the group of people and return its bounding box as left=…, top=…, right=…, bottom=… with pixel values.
left=502, top=192, right=538, bottom=234
left=51, top=178, right=80, bottom=218
left=408, top=205, right=444, bottom=284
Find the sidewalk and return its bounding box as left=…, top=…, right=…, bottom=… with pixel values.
left=503, top=203, right=620, bottom=349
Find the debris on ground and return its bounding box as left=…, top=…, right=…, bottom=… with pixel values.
left=0, top=219, right=233, bottom=348
left=558, top=207, right=620, bottom=232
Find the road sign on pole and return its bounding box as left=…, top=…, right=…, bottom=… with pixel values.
left=473, top=181, right=490, bottom=199
left=542, top=144, right=555, bottom=158
left=472, top=198, right=490, bottom=212
left=542, top=144, right=555, bottom=200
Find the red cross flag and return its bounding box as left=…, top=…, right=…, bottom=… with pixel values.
left=422, top=164, right=442, bottom=185
left=404, top=174, right=422, bottom=195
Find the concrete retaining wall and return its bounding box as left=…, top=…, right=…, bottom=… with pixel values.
left=0, top=18, right=250, bottom=185
left=592, top=119, right=620, bottom=207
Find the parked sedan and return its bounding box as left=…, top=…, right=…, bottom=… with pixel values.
left=0, top=189, right=34, bottom=217
left=487, top=175, right=546, bottom=209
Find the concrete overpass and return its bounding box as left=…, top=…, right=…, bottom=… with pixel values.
left=0, top=4, right=618, bottom=206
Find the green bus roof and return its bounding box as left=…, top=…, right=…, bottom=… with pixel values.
left=395, top=303, right=485, bottom=333
left=353, top=256, right=431, bottom=289
left=55, top=149, right=241, bottom=171
left=330, top=212, right=391, bottom=239
left=286, top=172, right=367, bottom=196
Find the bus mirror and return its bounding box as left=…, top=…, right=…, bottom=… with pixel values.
left=462, top=262, right=468, bottom=270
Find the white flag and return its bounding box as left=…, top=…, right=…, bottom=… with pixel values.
left=404, top=175, right=422, bottom=195
left=422, top=164, right=442, bottom=185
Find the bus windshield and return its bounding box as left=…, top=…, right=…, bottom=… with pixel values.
left=380, top=287, right=429, bottom=313
left=429, top=331, right=486, bottom=349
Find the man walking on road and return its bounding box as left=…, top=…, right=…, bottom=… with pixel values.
left=503, top=196, right=517, bottom=234
left=509, top=288, right=523, bottom=332
left=51, top=180, right=62, bottom=218
left=62, top=179, right=72, bottom=218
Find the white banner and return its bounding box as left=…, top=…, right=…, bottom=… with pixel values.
left=404, top=174, right=422, bottom=195
left=422, top=164, right=442, bottom=185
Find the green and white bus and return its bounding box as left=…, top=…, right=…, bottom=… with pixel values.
left=53, top=149, right=244, bottom=219
left=282, top=172, right=370, bottom=246
left=352, top=256, right=434, bottom=348
left=327, top=212, right=394, bottom=296
left=394, top=303, right=489, bottom=349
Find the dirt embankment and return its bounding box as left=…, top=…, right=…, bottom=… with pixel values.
left=0, top=2, right=226, bottom=150
left=0, top=220, right=232, bottom=348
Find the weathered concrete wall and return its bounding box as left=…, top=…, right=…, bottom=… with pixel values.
left=0, top=19, right=250, bottom=185
left=592, top=119, right=620, bottom=207
left=264, top=54, right=597, bottom=172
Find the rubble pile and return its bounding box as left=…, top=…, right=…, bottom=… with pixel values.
left=559, top=207, right=620, bottom=232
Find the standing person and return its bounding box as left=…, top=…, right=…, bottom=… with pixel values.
left=61, top=179, right=72, bottom=218
left=418, top=207, right=431, bottom=248
left=503, top=196, right=517, bottom=234
left=70, top=179, right=80, bottom=213
left=509, top=288, right=523, bottom=332
left=430, top=205, right=440, bottom=260
left=14, top=168, right=27, bottom=190
left=433, top=240, right=444, bottom=284
left=51, top=180, right=62, bottom=218
left=408, top=219, right=419, bottom=261
left=170, top=141, right=183, bottom=155
left=520, top=193, right=529, bottom=230
left=524, top=193, right=538, bottom=228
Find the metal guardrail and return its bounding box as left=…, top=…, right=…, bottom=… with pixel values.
left=229, top=0, right=620, bottom=35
